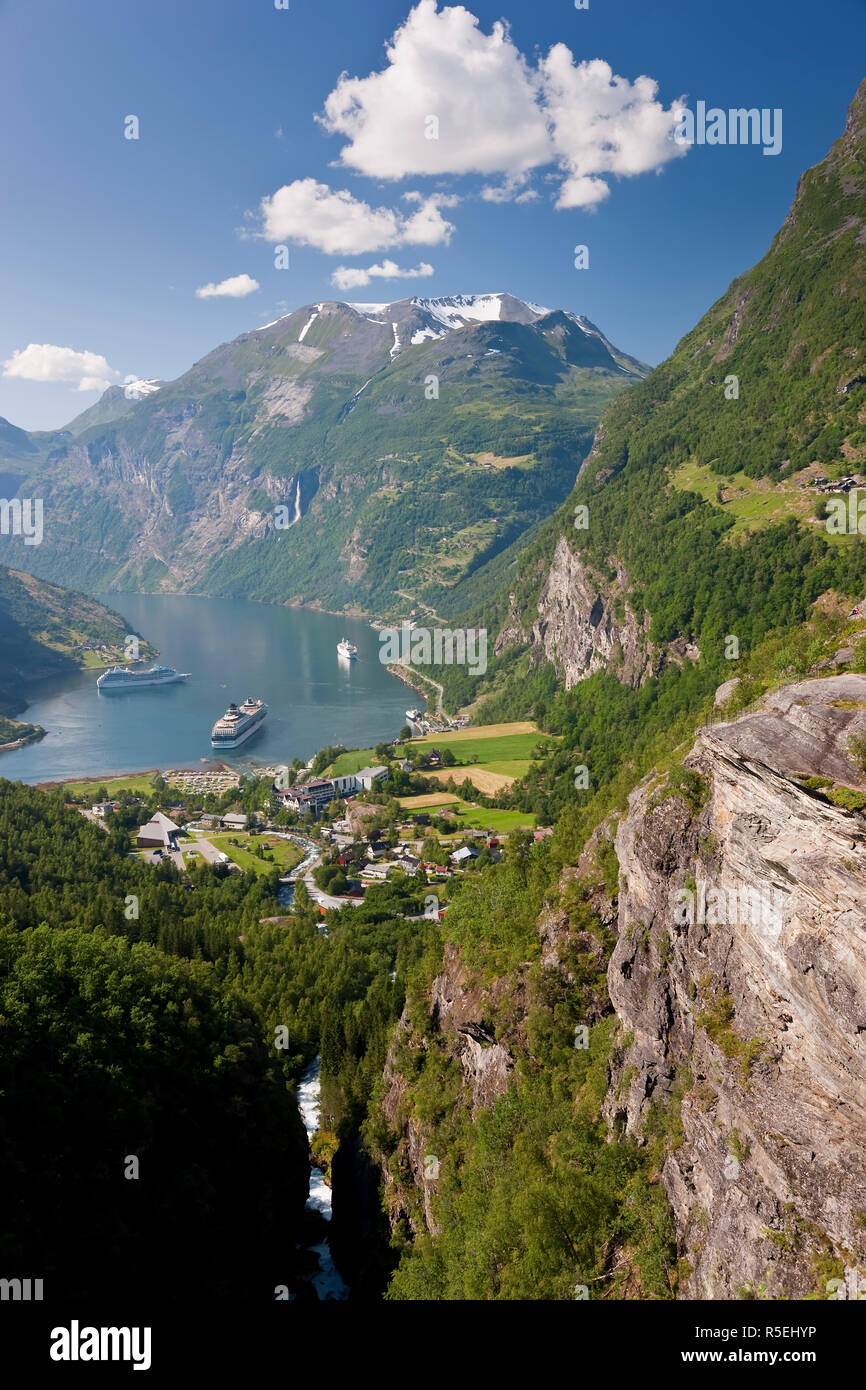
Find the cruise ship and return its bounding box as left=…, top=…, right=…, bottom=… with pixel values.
left=97, top=665, right=190, bottom=691
left=211, top=698, right=268, bottom=749
left=406, top=708, right=424, bottom=724
left=337, top=638, right=358, bottom=660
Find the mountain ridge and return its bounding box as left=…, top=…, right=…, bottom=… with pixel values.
left=0, top=292, right=647, bottom=614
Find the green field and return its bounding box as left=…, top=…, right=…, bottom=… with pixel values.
left=397, top=794, right=535, bottom=834
left=414, top=733, right=544, bottom=762
left=450, top=804, right=536, bottom=833
left=329, top=748, right=380, bottom=776
left=463, top=757, right=532, bottom=779
left=47, top=773, right=161, bottom=799
left=207, top=833, right=303, bottom=877
left=670, top=458, right=841, bottom=541
left=330, top=723, right=551, bottom=789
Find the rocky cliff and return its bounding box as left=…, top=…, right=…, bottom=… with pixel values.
left=527, top=536, right=656, bottom=690
left=378, top=674, right=866, bottom=1299
left=607, top=674, right=866, bottom=1298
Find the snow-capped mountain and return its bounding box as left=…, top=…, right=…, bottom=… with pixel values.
left=11, top=291, right=648, bottom=614
left=249, top=292, right=645, bottom=377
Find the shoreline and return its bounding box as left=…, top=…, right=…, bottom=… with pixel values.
left=34, top=763, right=233, bottom=791
left=0, top=727, right=46, bottom=755
left=386, top=662, right=447, bottom=718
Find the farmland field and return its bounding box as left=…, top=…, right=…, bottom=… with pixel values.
left=397, top=793, right=536, bottom=833
left=43, top=772, right=161, bottom=799
left=422, top=767, right=518, bottom=794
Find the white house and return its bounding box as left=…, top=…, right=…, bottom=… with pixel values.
left=450, top=846, right=480, bottom=866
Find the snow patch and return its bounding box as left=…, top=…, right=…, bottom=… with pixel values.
left=410, top=326, right=447, bottom=346
left=298, top=309, right=320, bottom=343
left=122, top=378, right=161, bottom=400
left=348, top=301, right=391, bottom=314
left=389, top=322, right=402, bottom=358
left=564, top=311, right=595, bottom=337
left=412, top=293, right=505, bottom=330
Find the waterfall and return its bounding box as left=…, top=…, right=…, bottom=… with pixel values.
left=292, top=476, right=301, bottom=525
left=297, top=1057, right=349, bottom=1300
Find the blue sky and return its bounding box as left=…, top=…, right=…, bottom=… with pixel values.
left=1, top=0, right=864, bottom=430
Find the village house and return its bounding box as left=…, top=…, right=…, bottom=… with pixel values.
left=136, top=812, right=181, bottom=851
left=451, top=846, right=480, bottom=866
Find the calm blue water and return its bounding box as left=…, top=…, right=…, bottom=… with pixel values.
left=3, top=593, right=423, bottom=784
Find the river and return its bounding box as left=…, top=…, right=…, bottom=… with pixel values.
left=3, top=593, right=422, bottom=783
left=297, top=1057, right=349, bottom=1300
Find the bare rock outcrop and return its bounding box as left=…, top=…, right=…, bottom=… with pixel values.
left=530, top=536, right=656, bottom=689
left=606, top=674, right=866, bottom=1298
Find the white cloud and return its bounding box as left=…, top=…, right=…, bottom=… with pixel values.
left=331, top=260, right=435, bottom=290
left=320, top=0, right=549, bottom=181
left=317, top=0, right=685, bottom=209
left=258, top=179, right=455, bottom=255
left=540, top=52, right=685, bottom=209
left=2, top=343, right=119, bottom=393
left=195, top=273, right=260, bottom=299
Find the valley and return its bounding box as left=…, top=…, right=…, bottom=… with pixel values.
left=1, top=27, right=866, bottom=1330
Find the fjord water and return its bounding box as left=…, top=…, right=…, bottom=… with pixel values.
left=3, top=593, right=417, bottom=783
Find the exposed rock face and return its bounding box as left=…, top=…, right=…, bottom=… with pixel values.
left=714, top=676, right=741, bottom=708
left=606, top=675, right=866, bottom=1298
left=529, top=536, right=655, bottom=690
left=493, top=592, right=531, bottom=657
left=430, top=948, right=516, bottom=1112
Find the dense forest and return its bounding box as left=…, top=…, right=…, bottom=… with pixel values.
left=0, top=780, right=434, bottom=1301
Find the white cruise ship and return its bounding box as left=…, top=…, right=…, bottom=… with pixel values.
left=337, top=638, right=358, bottom=660
left=406, top=708, right=424, bottom=724
left=97, top=665, right=190, bottom=691
left=211, top=698, right=268, bottom=749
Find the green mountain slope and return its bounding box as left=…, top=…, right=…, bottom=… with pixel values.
left=0, top=566, right=153, bottom=731
left=442, top=79, right=866, bottom=771
left=0, top=295, right=646, bottom=615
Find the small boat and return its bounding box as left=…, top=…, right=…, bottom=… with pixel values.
left=337, top=639, right=358, bottom=660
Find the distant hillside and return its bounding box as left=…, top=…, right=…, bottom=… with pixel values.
left=0, top=566, right=154, bottom=723
left=61, top=378, right=163, bottom=436
left=0, top=294, right=646, bottom=615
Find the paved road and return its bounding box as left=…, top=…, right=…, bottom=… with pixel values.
left=187, top=834, right=229, bottom=866
left=276, top=844, right=363, bottom=911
